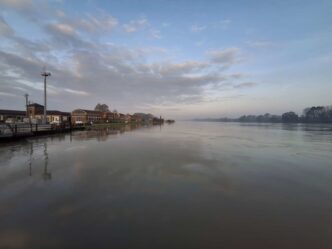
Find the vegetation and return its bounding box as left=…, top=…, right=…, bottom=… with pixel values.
left=94, top=103, right=110, bottom=112
left=194, top=105, right=332, bottom=123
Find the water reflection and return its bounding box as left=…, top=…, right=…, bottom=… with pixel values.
left=28, top=142, right=33, bottom=177
left=42, top=143, right=51, bottom=180
left=73, top=123, right=146, bottom=141
left=0, top=122, right=332, bottom=249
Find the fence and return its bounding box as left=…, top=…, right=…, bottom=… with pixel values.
left=0, top=123, right=72, bottom=138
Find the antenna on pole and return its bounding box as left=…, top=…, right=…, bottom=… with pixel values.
left=41, top=66, right=51, bottom=124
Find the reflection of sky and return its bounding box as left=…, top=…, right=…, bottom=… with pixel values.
left=0, top=122, right=332, bottom=248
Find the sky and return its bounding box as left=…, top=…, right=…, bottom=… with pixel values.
left=0, top=0, right=331, bottom=119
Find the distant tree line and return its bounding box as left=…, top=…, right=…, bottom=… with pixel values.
left=194, top=106, right=332, bottom=123
left=281, top=106, right=331, bottom=123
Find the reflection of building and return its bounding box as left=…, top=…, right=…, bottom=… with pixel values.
left=71, top=123, right=141, bottom=141
left=71, top=109, right=102, bottom=124
left=0, top=109, right=26, bottom=123
left=28, top=103, right=70, bottom=124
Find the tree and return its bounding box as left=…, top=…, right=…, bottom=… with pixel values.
left=94, top=103, right=109, bottom=112
left=282, top=112, right=299, bottom=123
left=303, top=106, right=325, bottom=122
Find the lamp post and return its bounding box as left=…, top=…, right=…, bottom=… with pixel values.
left=41, top=70, right=51, bottom=124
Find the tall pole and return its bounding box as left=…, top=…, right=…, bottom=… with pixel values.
left=24, top=93, right=28, bottom=116
left=24, top=93, right=30, bottom=123
left=41, top=70, right=51, bottom=124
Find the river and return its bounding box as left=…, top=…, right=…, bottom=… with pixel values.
left=1, top=122, right=332, bottom=249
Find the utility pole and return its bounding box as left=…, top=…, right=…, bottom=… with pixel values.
left=41, top=69, right=51, bottom=124
left=24, top=93, right=31, bottom=123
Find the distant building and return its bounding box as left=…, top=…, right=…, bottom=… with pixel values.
left=131, top=114, right=143, bottom=123
left=1, top=104, right=69, bottom=124
left=133, top=113, right=154, bottom=123
left=71, top=109, right=102, bottom=124
left=28, top=103, right=70, bottom=124
left=0, top=110, right=26, bottom=123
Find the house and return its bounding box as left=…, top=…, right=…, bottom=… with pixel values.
left=133, top=113, right=154, bottom=123
left=131, top=114, right=143, bottom=123
left=27, top=103, right=70, bottom=124
left=101, top=111, right=124, bottom=123
left=119, top=113, right=126, bottom=123
left=45, top=110, right=71, bottom=124
left=124, top=114, right=132, bottom=123
left=71, top=109, right=102, bottom=124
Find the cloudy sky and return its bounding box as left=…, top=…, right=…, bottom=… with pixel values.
left=0, top=0, right=331, bottom=119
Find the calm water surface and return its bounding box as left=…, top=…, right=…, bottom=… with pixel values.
left=1, top=122, right=332, bottom=249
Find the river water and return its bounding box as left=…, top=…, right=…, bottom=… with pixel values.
left=1, top=122, right=332, bottom=249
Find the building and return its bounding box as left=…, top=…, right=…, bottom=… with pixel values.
left=0, top=110, right=26, bottom=123
left=101, top=111, right=117, bottom=123
left=27, top=103, right=70, bottom=124
left=27, top=103, right=44, bottom=118
left=0, top=104, right=70, bottom=124
left=71, top=109, right=102, bottom=124
left=131, top=114, right=143, bottom=123
left=133, top=113, right=154, bottom=123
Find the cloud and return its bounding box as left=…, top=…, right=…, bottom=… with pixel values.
left=49, top=23, right=76, bottom=36
left=233, top=82, right=257, bottom=89
left=0, top=91, right=16, bottom=97
left=72, top=13, right=118, bottom=33
left=208, top=47, right=241, bottom=67
left=45, top=22, right=92, bottom=49
left=122, top=17, right=161, bottom=39
left=63, top=88, right=89, bottom=96
left=152, top=61, right=208, bottom=76
left=150, top=29, right=161, bottom=39
left=230, top=73, right=247, bottom=79
left=0, top=40, right=247, bottom=112
left=123, top=18, right=148, bottom=33
left=0, top=15, right=14, bottom=36
left=0, top=0, right=49, bottom=22
left=246, top=40, right=273, bottom=48
left=0, top=6, right=251, bottom=115
left=55, top=10, right=65, bottom=18
left=190, top=25, right=206, bottom=33
left=0, top=0, right=32, bottom=10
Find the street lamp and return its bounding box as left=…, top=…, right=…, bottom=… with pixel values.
left=41, top=70, right=51, bottom=124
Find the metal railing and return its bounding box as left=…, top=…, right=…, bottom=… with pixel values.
left=0, top=123, right=72, bottom=138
